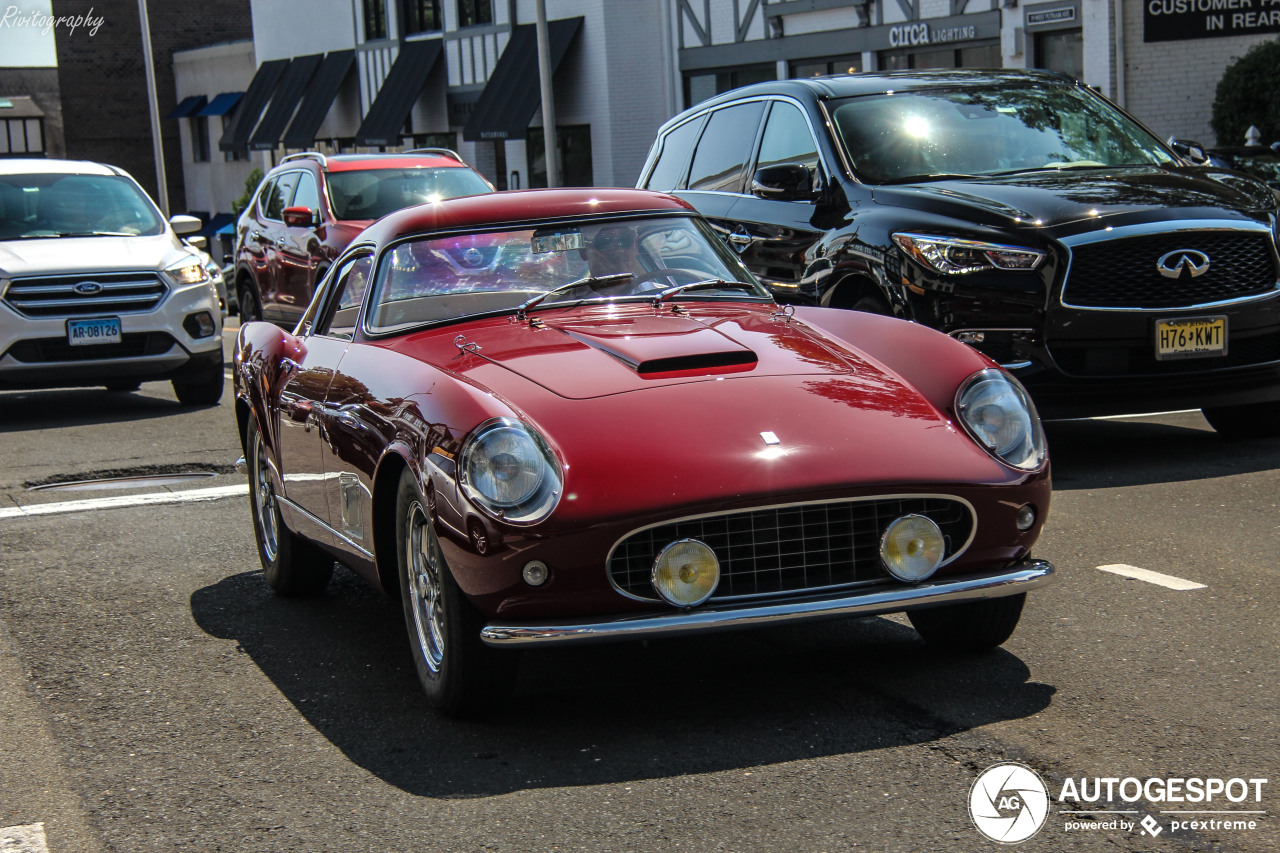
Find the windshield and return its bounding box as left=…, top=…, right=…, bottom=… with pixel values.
left=0, top=173, right=165, bottom=239
left=326, top=167, right=492, bottom=220
left=366, top=215, right=769, bottom=334
left=830, top=84, right=1176, bottom=183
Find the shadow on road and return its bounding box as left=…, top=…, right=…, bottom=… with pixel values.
left=0, top=386, right=219, bottom=432
left=1044, top=417, right=1280, bottom=490
left=192, top=569, right=1054, bottom=799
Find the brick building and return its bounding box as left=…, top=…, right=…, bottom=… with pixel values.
left=50, top=0, right=253, bottom=213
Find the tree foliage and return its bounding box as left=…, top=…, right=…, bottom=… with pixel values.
left=231, top=167, right=264, bottom=216
left=1211, top=37, right=1280, bottom=146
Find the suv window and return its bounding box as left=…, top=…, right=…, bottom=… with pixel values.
left=643, top=116, right=704, bottom=191
left=315, top=253, right=373, bottom=340
left=262, top=171, right=302, bottom=221
left=687, top=102, right=765, bottom=193
left=757, top=101, right=820, bottom=177
left=292, top=172, right=320, bottom=214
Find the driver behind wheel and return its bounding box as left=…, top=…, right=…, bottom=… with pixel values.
left=582, top=224, right=645, bottom=278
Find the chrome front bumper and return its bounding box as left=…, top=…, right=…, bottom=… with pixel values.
left=480, top=558, right=1054, bottom=646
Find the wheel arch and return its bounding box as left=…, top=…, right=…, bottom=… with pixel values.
left=821, top=271, right=894, bottom=313
left=372, top=444, right=416, bottom=597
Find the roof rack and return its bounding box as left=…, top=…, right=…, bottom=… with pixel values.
left=280, top=151, right=328, bottom=167
left=402, top=147, right=463, bottom=163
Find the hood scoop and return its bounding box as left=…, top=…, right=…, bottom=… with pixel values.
left=550, top=315, right=758, bottom=375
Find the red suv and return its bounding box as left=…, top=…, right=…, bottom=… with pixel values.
left=232, top=150, right=492, bottom=326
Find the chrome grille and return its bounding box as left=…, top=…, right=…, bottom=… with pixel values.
left=3, top=271, right=168, bottom=317
left=1063, top=232, right=1277, bottom=309
left=608, top=496, right=974, bottom=603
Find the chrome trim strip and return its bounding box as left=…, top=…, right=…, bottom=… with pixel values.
left=1058, top=219, right=1280, bottom=313
left=276, top=495, right=373, bottom=559
left=604, top=493, right=978, bottom=604
left=481, top=558, right=1054, bottom=646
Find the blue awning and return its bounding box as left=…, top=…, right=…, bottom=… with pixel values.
left=198, top=91, right=244, bottom=117
left=166, top=95, right=208, bottom=119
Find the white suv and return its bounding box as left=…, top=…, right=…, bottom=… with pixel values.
left=0, top=159, right=224, bottom=404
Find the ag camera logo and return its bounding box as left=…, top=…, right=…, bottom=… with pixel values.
left=969, top=762, right=1051, bottom=843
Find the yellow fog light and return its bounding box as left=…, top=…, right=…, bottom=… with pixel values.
left=880, top=514, right=945, bottom=582
left=651, top=539, right=720, bottom=607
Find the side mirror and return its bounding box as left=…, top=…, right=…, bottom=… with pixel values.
left=169, top=214, right=202, bottom=235
left=751, top=163, right=818, bottom=201
left=283, top=206, right=318, bottom=228
left=1167, top=137, right=1209, bottom=165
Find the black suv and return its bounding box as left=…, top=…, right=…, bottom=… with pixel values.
left=638, top=69, right=1280, bottom=437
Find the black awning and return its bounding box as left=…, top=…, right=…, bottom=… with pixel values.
left=462, top=17, right=583, bottom=142
left=198, top=92, right=243, bottom=116
left=166, top=95, right=207, bottom=119
left=218, top=58, right=291, bottom=153
left=353, top=39, right=443, bottom=147
left=282, top=49, right=355, bottom=149
left=248, top=53, right=324, bottom=151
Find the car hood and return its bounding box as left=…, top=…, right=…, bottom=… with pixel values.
left=872, top=165, right=1278, bottom=232
left=0, top=233, right=193, bottom=277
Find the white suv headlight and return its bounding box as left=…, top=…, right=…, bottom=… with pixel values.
left=458, top=418, right=562, bottom=524
left=164, top=256, right=211, bottom=286
left=893, top=233, right=1046, bottom=275
left=956, top=369, right=1047, bottom=471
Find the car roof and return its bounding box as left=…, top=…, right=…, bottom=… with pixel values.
left=0, top=158, right=123, bottom=177
left=269, top=153, right=474, bottom=174
left=673, top=68, right=1078, bottom=117
left=360, top=188, right=696, bottom=243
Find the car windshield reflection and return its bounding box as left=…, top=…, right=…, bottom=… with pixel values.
left=365, top=215, right=770, bottom=334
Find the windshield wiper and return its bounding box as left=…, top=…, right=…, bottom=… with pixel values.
left=875, top=172, right=980, bottom=185
left=651, top=279, right=759, bottom=303
left=514, top=273, right=634, bottom=320
left=48, top=230, right=135, bottom=238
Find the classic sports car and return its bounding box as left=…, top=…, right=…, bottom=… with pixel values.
left=233, top=188, right=1054, bottom=716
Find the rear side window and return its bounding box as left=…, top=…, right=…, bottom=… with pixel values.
left=687, top=102, right=765, bottom=193
left=643, top=117, right=704, bottom=191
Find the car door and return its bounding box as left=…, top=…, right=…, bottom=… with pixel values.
left=673, top=100, right=766, bottom=245
left=275, top=170, right=323, bottom=328
left=257, top=169, right=302, bottom=324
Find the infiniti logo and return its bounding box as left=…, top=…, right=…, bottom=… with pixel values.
left=72, top=281, right=104, bottom=295
left=1156, top=249, right=1210, bottom=279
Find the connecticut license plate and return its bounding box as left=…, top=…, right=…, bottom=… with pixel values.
left=1155, top=316, right=1226, bottom=361
left=67, top=316, right=122, bottom=346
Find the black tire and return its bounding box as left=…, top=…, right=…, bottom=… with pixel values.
left=105, top=381, right=141, bottom=392
left=908, top=593, right=1026, bottom=653
left=1201, top=401, right=1280, bottom=439
left=172, top=367, right=224, bottom=406
left=238, top=279, right=264, bottom=323
left=246, top=416, right=333, bottom=596
left=395, top=469, right=516, bottom=717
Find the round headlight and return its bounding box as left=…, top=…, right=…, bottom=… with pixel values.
left=955, top=369, right=1047, bottom=471
left=880, top=514, right=945, bottom=582
left=651, top=539, right=720, bottom=607
left=458, top=418, right=561, bottom=524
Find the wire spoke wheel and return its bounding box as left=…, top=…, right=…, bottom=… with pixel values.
left=406, top=499, right=446, bottom=672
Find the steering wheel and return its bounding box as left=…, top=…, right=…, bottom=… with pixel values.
left=630, top=268, right=707, bottom=292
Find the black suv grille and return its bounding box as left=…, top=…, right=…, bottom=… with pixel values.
left=5, top=333, right=176, bottom=363
left=3, top=271, right=168, bottom=318
left=1063, top=232, right=1277, bottom=309
left=608, top=496, right=973, bottom=603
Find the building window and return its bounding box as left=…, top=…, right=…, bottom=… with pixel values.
left=402, top=0, right=441, bottom=34
left=222, top=115, right=246, bottom=161
left=790, top=55, right=863, bottom=78
left=191, top=116, right=210, bottom=162
left=528, top=125, right=592, bottom=188
left=878, top=42, right=999, bottom=71
left=458, top=0, right=493, bottom=28
left=1034, top=29, right=1083, bottom=79
left=410, top=132, right=458, bottom=152
left=365, top=0, right=388, bottom=39
left=0, top=118, right=44, bottom=156
left=683, top=64, right=775, bottom=107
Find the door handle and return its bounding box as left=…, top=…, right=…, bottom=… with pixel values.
left=727, top=230, right=754, bottom=246
left=276, top=237, right=288, bottom=248
left=251, top=230, right=264, bottom=243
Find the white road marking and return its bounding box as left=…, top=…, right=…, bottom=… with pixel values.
left=0, top=485, right=248, bottom=521
left=0, top=823, right=49, bottom=852
left=1097, top=564, right=1207, bottom=590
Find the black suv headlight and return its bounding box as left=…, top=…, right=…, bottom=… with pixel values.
left=893, top=233, right=1046, bottom=275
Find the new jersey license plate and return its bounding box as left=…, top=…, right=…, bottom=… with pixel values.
left=67, top=317, right=122, bottom=346
left=1155, top=316, right=1226, bottom=361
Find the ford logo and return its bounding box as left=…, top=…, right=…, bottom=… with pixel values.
left=72, top=281, right=104, bottom=295
left=1156, top=250, right=1210, bottom=279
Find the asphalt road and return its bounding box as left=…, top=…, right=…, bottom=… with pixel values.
left=0, top=323, right=1276, bottom=852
